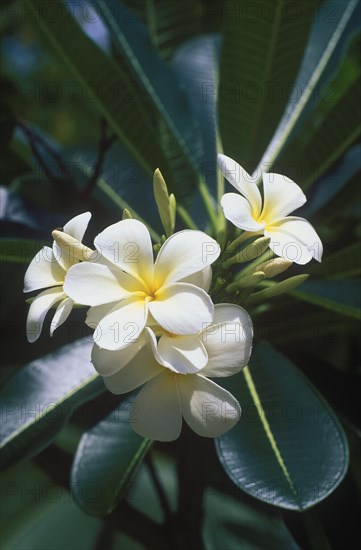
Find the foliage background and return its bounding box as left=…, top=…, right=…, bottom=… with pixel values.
left=0, top=0, right=360, bottom=549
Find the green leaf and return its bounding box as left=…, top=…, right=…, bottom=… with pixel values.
left=216, top=341, right=349, bottom=510
left=291, top=279, right=361, bottom=319
left=218, top=0, right=317, bottom=171
left=275, top=34, right=361, bottom=188
left=0, top=238, right=46, bottom=264
left=203, top=486, right=299, bottom=550
left=71, top=395, right=152, bottom=516
left=125, top=0, right=201, bottom=61
left=262, top=0, right=360, bottom=181
left=309, top=241, right=361, bottom=280
left=94, top=0, right=203, bottom=179
left=0, top=339, right=103, bottom=470
left=24, top=0, right=169, bottom=178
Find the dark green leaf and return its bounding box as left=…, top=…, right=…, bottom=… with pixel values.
left=203, top=486, right=299, bottom=549
left=302, top=145, right=361, bottom=217
left=0, top=238, right=46, bottom=264
left=219, top=0, right=317, bottom=171
left=291, top=279, right=361, bottom=319
left=71, top=395, right=152, bottom=515
left=0, top=339, right=103, bottom=470
left=94, top=0, right=203, bottom=185
left=216, top=341, right=349, bottom=510
left=275, top=34, right=361, bottom=188
left=309, top=242, right=361, bottom=280
left=24, top=0, right=170, bottom=178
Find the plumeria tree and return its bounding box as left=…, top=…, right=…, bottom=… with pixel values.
left=1, top=1, right=360, bottom=549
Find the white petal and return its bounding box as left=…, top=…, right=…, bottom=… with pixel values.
left=53, top=212, right=91, bottom=271
left=104, top=347, right=162, bottom=394
left=26, top=287, right=66, bottom=343
left=262, top=173, right=306, bottom=221
left=148, top=283, right=214, bottom=335
left=24, top=247, right=65, bottom=292
left=201, top=304, right=253, bottom=377
left=94, top=219, right=154, bottom=287
left=265, top=216, right=323, bottom=265
left=50, top=297, right=74, bottom=336
left=154, top=230, right=220, bottom=287
left=217, top=154, right=262, bottom=215
left=64, top=262, right=142, bottom=306
left=180, top=266, right=212, bottom=292
left=63, top=212, right=92, bottom=240
left=178, top=374, right=241, bottom=438
left=86, top=303, right=116, bottom=328
left=91, top=334, right=145, bottom=377
left=221, top=193, right=265, bottom=231
left=94, top=296, right=147, bottom=351
left=132, top=371, right=182, bottom=441
left=148, top=328, right=208, bottom=374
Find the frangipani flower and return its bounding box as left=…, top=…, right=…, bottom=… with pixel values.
left=24, top=212, right=92, bottom=342
left=218, top=154, right=323, bottom=265
left=92, top=304, right=253, bottom=441
left=64, top=219, right=220, bottom=351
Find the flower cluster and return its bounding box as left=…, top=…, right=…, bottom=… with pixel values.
left=24, top=155, right=322, bottom=441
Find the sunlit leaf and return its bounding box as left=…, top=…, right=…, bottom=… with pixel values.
left=71, top=394, right=152, bottom=516
left=216, top=341, right=349, bottom=510
left=0, top=339, right=103, bottom=470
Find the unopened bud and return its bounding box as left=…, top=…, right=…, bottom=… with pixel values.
left=224, top=236, right=271, bottom=268
left=255, top=258, right=293, bottom=278
left=52, top=230, right=93, bottom=262
left=153, top=169, right=173, bottom=237
left=122, top=208, right=132, bottom=220
left=247, top=274, right=309, bottom=304
left=226, top=271, right=265, bottom=292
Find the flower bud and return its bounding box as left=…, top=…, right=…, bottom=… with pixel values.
left=255, top=258, right=293, bottom=278
left=153, top=168, right=173, bottom=237
left=52, top=230, right=93, bottom=262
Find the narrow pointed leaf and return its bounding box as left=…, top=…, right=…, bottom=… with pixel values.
left=71, top=395, right=152, bottom=515
left=291, top=279, right=361, bottom=319
left=94, top=0, right=203, bottom=180
left=219, top=0, right=317, bottom=171
left=24, top=0, right=169, bottom=177
left=216, top=341, right=349, bottom=510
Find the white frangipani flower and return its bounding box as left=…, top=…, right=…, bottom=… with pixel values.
left=24, top=212, right=92, bottom=342
left=91, top=304, right=253, bottom=441
left=218, top=154, right=323, bottom=265
left=64, top=219, right=220, bottom=351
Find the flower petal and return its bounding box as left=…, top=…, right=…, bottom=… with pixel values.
left=50, top=297, right=74, bottom=336
left=178, top=374, right=241, bottom=437
left=201, top=304, right=253, bottom=377
left=221, top=193, right=265, bottom=232
left=132, top=371, right=182, bottom=441
left=26, top=287, right=66, bottom=343
left=147, top=327, right=208, bottom=374
left=91, top=335, right=145, bottom=377
left=262, top=173, right=306, bottom=220
left=64, top=262, right=142, bottom=306
left=24, top=247, right=65, bottom=292
left=53, top=212, right=91, bottom=271
left=217, top=154, right=262, bottom=215
left=103, top=347, right=162, bottom=394
left=94, top=219, right=154, bottom=287
left=63, top=211, right=92, bottom=240
left=94, top=296, right=147, bottom=351
left=148, top=283, right=214, bottom=335
left=154, top=230, right=220, bottom=287
left=265, top=216, right=323, bottom=265
left=180, top=266, right=212, bottom=292
left=86, top=303, right=116, bottom=328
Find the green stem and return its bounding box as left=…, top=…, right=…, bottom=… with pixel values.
left=176, top=205, right=199, bottom=230
left=197, top=177, right=218, bottom=234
